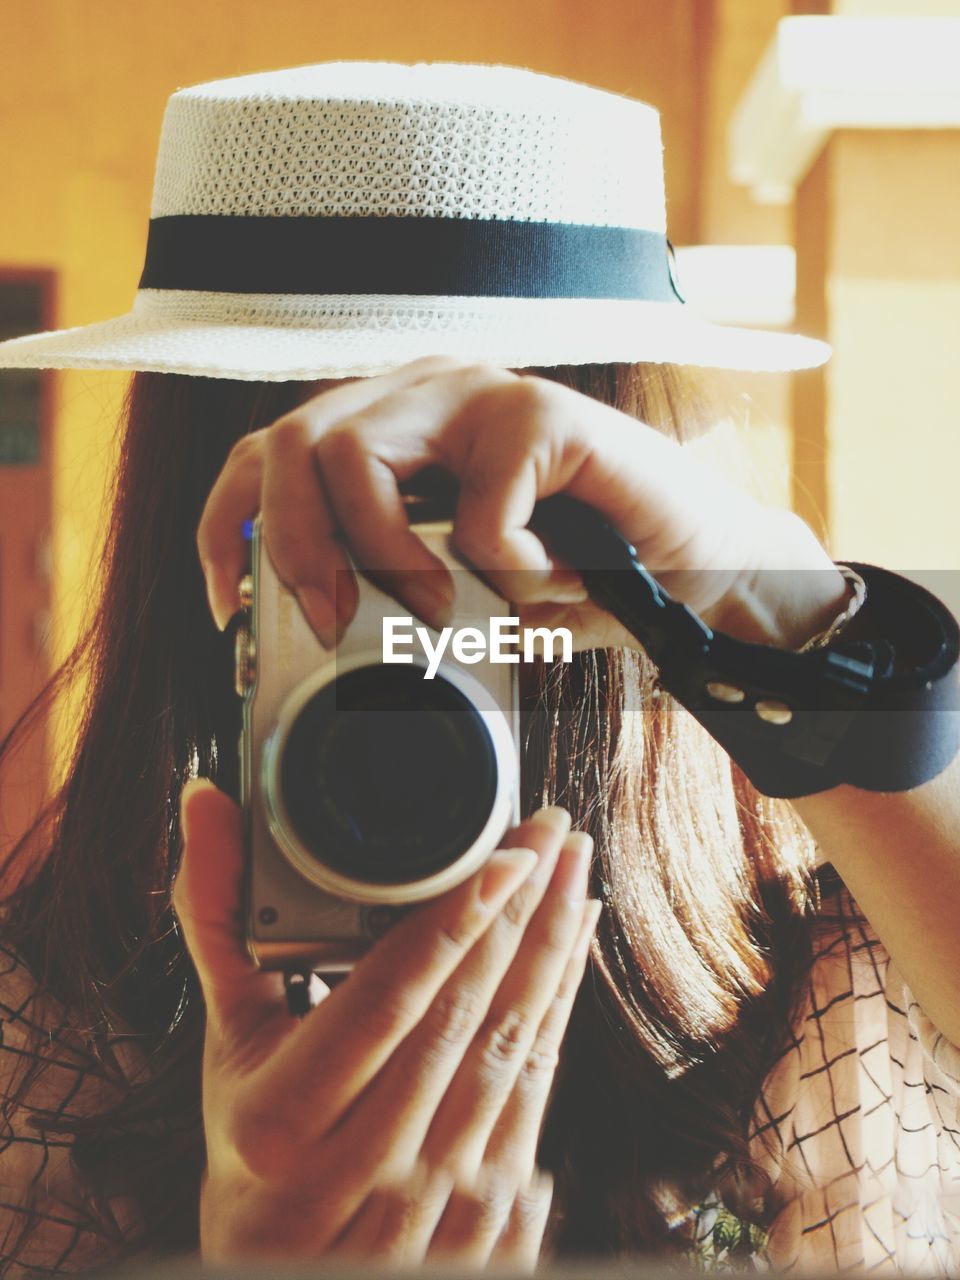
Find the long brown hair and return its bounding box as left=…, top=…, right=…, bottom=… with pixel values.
left=0, top=363, right=817, bottom=1265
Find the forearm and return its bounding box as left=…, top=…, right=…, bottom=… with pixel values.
left=709, top=526, right=960, bottom=1045
left=790, top=755, right=960, bottom=1047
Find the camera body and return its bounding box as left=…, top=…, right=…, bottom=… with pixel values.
left=237, top=514, right=520, bottom=971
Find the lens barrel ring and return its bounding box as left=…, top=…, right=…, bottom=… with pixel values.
left=262, top=650, right=518, bottom=904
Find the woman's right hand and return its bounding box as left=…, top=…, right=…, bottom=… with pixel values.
left=174, top=778, right=599, bottom=1269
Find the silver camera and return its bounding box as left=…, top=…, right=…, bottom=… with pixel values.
left=236, top=513, right=520, bottom=971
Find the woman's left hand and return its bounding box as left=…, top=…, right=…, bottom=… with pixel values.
left=198, top=355, right=847, bottom=650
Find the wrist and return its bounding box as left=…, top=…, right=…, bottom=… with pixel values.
left=703, top=512, right=849, bottom=649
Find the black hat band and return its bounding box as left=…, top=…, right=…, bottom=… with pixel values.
left=138, top=214, right=683, bottom=302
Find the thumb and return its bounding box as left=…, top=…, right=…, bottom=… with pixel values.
left=174, top=777, right=288, bottom=1034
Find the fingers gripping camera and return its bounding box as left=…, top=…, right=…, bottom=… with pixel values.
left=238, top=515, right=521, bottom=971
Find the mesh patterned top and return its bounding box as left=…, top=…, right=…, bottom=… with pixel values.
left=1, top=879, right=959, bottom=1274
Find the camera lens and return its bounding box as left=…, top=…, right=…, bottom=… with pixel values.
left=277, top=663, right=500, bottom=885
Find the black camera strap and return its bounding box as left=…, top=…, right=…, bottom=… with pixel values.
left=528, top=494, right=960, bottom=798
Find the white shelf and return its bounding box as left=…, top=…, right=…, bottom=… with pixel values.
left=729, top=16, right=960, bottom=203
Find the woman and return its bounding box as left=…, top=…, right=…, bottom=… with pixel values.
left=0, top=62, right=958, bottom=1274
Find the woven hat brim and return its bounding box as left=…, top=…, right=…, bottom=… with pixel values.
left=0, top=296, right=830, bottom=380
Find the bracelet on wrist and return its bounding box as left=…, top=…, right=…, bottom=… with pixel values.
left=795, top=566, right=867, bottom=654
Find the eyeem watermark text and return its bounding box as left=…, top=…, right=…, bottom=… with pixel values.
left=383, top=617, right=573, bottom=680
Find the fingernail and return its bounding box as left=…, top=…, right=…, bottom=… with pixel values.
left=297, top=585, right=338, bottom=648
left=547, top=586, right=589, bottom=604
left=179, top=777, right=212, bottom=840
left=528, top=806, right=572, bottom=837
left=333, top=574, right=357, bottom=639
left=578, top=898, right=603, bottom=947
left=524, top=809, right=570, bottom=888
left=405, top=577, right=455, bottom=630
left=545, top=573, right=589, bottom=604
left=478, top=847, right=538, bottom=908
left=558, top=899, right=602, bottom=998
left=552, top=832, right=593, bottom=902
left=201, top=561, right=236, bottom=632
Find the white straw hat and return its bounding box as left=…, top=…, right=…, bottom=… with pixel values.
left=0, top=61, right=829, bottom=381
